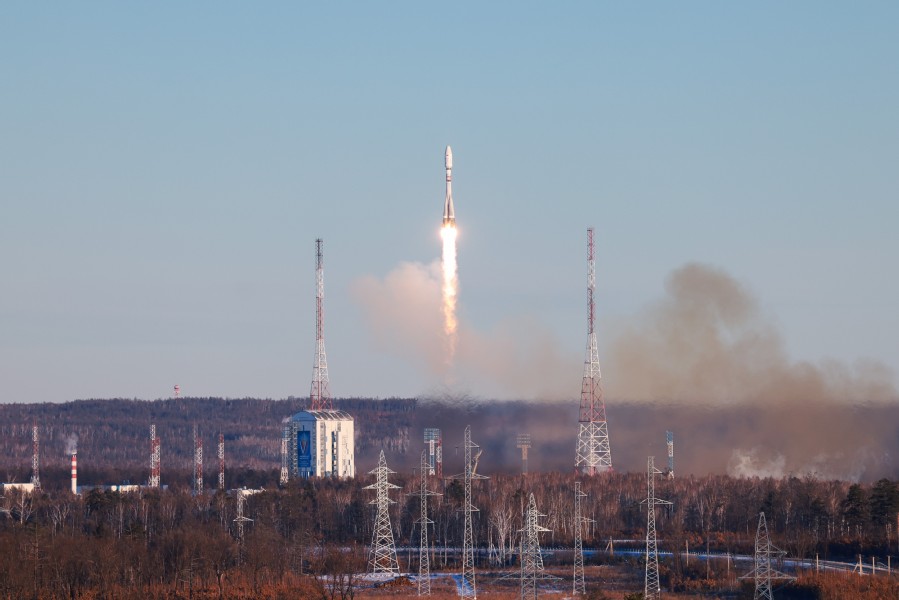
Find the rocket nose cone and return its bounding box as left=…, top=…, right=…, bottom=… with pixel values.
left=445, top=146, right=453, bottom=169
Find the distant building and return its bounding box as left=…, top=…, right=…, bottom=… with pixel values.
left=1, top=483, right=36, bottom=494
left=284, top=410, right=354, bottom=478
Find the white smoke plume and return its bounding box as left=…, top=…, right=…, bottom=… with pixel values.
left=64, top=433, right=78, bottom=455
left=352, top=260, right=579, bottom=399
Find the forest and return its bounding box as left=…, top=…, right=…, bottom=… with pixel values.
left=2, top=397, right=899, bottom=597
left=2, top=469, right=899, bottom=598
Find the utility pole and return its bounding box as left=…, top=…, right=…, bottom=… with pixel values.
left=450, top=426, right=489, bottom=598
left=414, top=450, right=441, bottom=595
left=520, top=493, right=551, bottom=600
left=740, top=512, right=795, bottom=599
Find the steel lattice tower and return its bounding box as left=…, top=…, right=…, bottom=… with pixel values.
left=150, top=424, right=161, bottom=488
left=233, top=489, right=253, bottom=565
left=520, top=493, right=551, bottom=600
left=193, top=424, right=203, bottom=495
left=414, top=450, right=441, bottom=595
left=450, top=425, right=488, bottom=599
left=310, top=238, right=332, bottom=411
left=218, top=433, right=225, bottom=491
left=740, top=512, right=794, bottom=600
left=666, top=431, right=674, bottom=478
left=365, top=450, right=400, bottom=575
left=644, top=456, right=672, bottom=600
left=279, top=425, right=289, bottom=485
left=575, top=228, right=612, bottom=475
left=516, top=434, right=531, bottom=475
left=573, top=481, right=588, bottom=596
left=31, top=423, right=40, bottom=490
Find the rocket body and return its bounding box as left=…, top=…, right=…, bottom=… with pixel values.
left=443, top=146, right=455, bottom=226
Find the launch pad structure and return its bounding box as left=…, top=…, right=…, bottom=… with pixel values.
left=281, top=238, right=355, bottom=481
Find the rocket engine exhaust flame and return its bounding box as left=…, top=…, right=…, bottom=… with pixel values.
left=441, top=223, right=458, bottom=363
left=441, top=146, right=458, bottom=367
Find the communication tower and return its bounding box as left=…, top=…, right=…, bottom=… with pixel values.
left=643, top=456, right=672, bottom=600
left=310, top=238, right=332, bottom=411
left=233, top=489, right=253, bottom=564
left=31, top=423, right=40, bottom=490
left=280, top=425, right=289, bottom=485
left=193, top=424, right=203, bottom=495
left=424, top=428, right=442, bottom=477
left=516, top=433, right=532, bottom=475
left=218, top=433, right=225, bottom=491
left=666, top=431, right=674, bottom=479
left=150, top=424, right=161, bottom=488
left=365, top=450, right=400, bottom=575
left=575, top=228, right=613, bottom=474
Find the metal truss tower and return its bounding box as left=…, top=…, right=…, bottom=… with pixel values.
left=520, top=493, right=551, bottom=600
left=666, top=431, right=674, bottom=479
left=573, top=481, right=589, bottom=596
left=414, top=450, right=441, bottom=595
left=150, top=424, right=161, bottom=488
left=365, top=450, right=400, bottom=575
left=310, top=238, right=332, bottom=411
left=450, top=425, right=489, bottom=599
left=575, top=228, right=612, bottom=475
left=233, top=489, right=253, bottom=564
left=279, top=425, right=289, bottom=485
left=740, top=512, right=794, bottom=600
left=643, top=456, right=672, bottom=600
left=424, top=428, right=442, bottom=477
left=31, top=423, right=40, bottom=490
left=218, top=433, right=225, bottom=491
left=193, top=424, right=203, bottom=495
left=516, top=433, right=531, bottom=475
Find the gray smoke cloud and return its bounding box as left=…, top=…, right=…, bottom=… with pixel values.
left=359, top=260, right=899, bottom=481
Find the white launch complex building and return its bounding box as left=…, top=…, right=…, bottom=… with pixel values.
left=283, top=410, right=355, bottom=478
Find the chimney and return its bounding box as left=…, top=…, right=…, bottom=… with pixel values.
left=71, top=452, right=77, bottom=495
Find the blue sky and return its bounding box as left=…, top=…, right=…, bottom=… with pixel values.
left=1, top=3, right=897, bottom=403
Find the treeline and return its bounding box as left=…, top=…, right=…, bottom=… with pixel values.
left=0, top=397, right=416, bottom=488
left=2, top=470, right=899, bottom=598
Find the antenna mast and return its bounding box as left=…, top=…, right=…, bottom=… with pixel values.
left=31, top=422, right=40, bottom=490
left=575, top=228, right=613, bottom=474
left=310, top=238, right=332, bottom=411
left=150, top=424, right=161, bottom=488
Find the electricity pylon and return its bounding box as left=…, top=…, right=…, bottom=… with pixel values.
left=365, top=450, right=400, bottom=575
left=450, top=426, right=489, bottom=598
left=740, top=512, right=795, bottom=599
left=413, top=450, right=441, bottom=595
left=520, top=493, right=551, bottom=600
left=573, top=481, right=593, bottom=595
left=643, top=456, right=672, bottom=600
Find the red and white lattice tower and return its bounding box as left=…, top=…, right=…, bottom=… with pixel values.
left=150, top=424, right=161, bottom=488
left=575, top=228, right=613, bottom=475
left=310, top=238, right=332, bottom=411
left=218, top=432, right=225, bottom=491
left=31, top=422, right=40, bottom=490
left=193, top=424, right=203, bottom=495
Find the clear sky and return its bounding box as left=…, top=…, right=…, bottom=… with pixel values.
left=1, top=3, right=897, bottom=403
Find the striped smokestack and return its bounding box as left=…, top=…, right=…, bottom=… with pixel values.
left=71, top=452, right=77, bottom=495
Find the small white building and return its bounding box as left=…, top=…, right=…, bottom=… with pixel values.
left=284, top=410, right=354, bottom=479
left=0, top=483, right=36, bottom=494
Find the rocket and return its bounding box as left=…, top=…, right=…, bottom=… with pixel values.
left=443, top=146, right=455, bottom=227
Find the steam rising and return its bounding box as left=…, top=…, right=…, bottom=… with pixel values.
left=64, top=434, right=78, bottom=455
